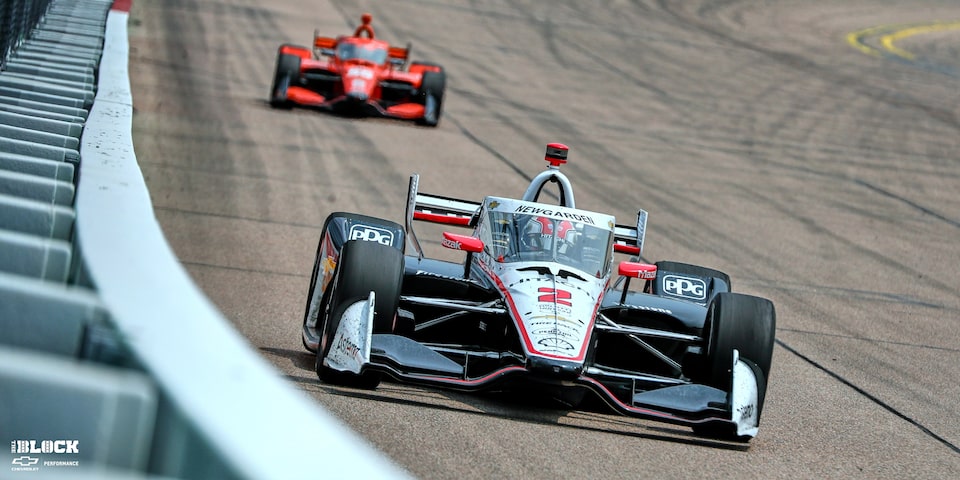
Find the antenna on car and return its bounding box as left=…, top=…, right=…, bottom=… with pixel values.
left=544, top=142, right=568, bottom=168
left=522, top=143, right=576, bottom=208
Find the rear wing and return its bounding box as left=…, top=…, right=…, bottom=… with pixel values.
left=613, top=210, right=648, bottom=258
left=388, top=43, right=411, bottom=67
left=313, top=34, right=337, bottom=56
left=405, top=174, right=480, bottom=259
left=405, top=174, right=648, bottom=260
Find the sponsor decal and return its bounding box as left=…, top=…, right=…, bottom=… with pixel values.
left=488, top=201, right=500, bottom=209
left=9, top=440, right=80, bottom=472
left=514, top=206, right=596, bottom=225
left=10, top=440, right=79, bottom=455
left=334, top=335, right=361, bottom=360
left=537, top=338, right=576, bottom=351
left=662, top=275, right=707, bottom=300
left=532, top=327, right=577, bottom=338
left=11, top=457, right=38, bottom=467
left=349, top=224, right=395, bottom=245
left=346, top=66, right=374, bottom=79
left=623, top=304, right=673, bottom=315
left=440, top=237, right=461, bottom=250
left=414, top=270, right=479, bottom=285
left=538, top=303, right=571, bottom=315
left=324, top=297, right=373, bottom=374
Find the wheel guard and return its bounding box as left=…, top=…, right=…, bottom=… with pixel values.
left=626, top=350, right=760, bottom=437
left=729, top=349, right=761, bottom=437
left=323, top=292, right=375, bottom=374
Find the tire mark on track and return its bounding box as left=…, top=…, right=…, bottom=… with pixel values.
left=334, top=2, right=713, bottom=231
left=651, top=0, right=960, bottom=131
left=854, top=179, right=960, bottom=230
left=325, top=0, right=960, bottom=308
left=776, top=338, right=960, bottom=455
left=652, top=0, right=960, bottom=457
left=156, top=206, right=323, bottom=229
left=182, top=260, right=307, bottom=279
left=446, top=116, right=533, bottom=183
left=777, top=328, right=960, bottom=353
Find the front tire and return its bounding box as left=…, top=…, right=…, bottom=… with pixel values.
left=315, top=240, right=404, bottom=389
left=694, top=292, right=776, bottom=440
left=416, top=69, right=445, bottom=127
left=270, top=52, right=301, bottom=108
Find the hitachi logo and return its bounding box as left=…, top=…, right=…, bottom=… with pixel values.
left=10, top=440, right=79, bottom=454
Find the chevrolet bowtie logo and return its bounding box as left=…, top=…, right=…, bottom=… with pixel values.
left=12, top=456, right=39, bottom=466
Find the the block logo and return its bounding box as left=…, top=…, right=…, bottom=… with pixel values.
left=9, top=440, right=80, bottom=472
left=10, top=440, right=79, bottom=454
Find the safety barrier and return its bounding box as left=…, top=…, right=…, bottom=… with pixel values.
left=0, top=1, right=407, bottom=478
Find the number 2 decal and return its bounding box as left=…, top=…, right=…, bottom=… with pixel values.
left=538, top=287, right=572, bottom=306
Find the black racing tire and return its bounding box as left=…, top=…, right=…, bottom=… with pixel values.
left=704, top=292, right=776, bottom=387
left=416, top=69, right=445, bottom=127
left=315, top=240, right=404, bottom=389
left=694, top=292, right=775, bottom=441
left=270, top=52, right=301, bottom=108
left=302, top=214, right=405, bottom=353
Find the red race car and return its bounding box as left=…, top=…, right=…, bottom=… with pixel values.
left=269, top=14, right=446, bottom=127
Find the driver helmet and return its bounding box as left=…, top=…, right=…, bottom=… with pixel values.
left=521, top=216, right=576, bottom=253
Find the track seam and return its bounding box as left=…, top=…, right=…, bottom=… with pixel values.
left=775, top=339, right=960, bottom=455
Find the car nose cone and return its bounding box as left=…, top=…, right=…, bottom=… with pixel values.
left=346, top=91, right=368, bottom=102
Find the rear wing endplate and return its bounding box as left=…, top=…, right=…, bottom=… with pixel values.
left=405, top=174, right=481, bottom=259
left=613, top=210, right=647, bottom=258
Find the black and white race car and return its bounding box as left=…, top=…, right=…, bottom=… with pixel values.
left=301, top=143, right=776, bottom=441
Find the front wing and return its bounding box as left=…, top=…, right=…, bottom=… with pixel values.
left=325, top=295, right=761, bottom=438
left=283, top=86, right=429, bottom=120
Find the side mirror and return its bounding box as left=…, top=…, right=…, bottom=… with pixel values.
left=441, top=232, right=483, bottom=253
left=618, top=262, right=657, bottom=280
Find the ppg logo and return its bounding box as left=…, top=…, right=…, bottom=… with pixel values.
left=663, top=275, right=706, bottom=300
left=349, top=224, right=394, bottom=246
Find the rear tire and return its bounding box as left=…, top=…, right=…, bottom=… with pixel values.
left=315, top=240, right=404, bottom=389
left=270, top=52, right=301, bottom=108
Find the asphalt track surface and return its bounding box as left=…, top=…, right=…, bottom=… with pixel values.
left=127, top=0, right=960, bottom=478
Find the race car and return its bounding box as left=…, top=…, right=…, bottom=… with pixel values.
left=269, top=13, right=445, bottom=127
left=301, top=143, right=776, bottom=441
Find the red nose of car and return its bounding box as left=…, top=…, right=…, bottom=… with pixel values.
left=342, top=62, right=377, bottom=102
